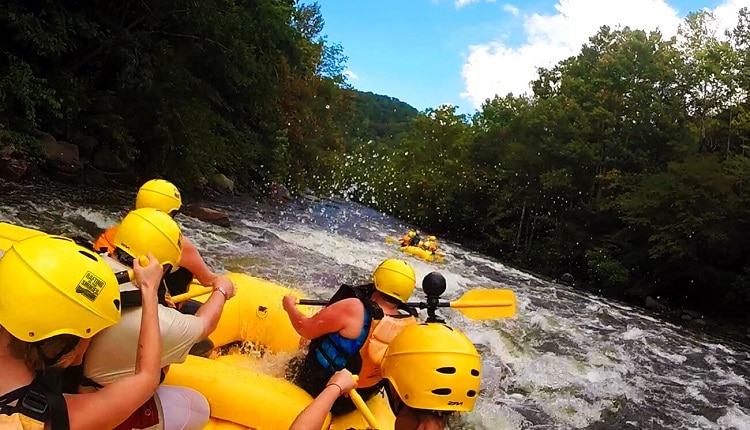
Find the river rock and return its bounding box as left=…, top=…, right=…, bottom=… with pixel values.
left=269, top=182, right=292, bottom=203
left=210, top=173, right=234, bottom=194
left=41, top=134, right=82, bottom=174
left=681, top=309, right=703, bottom=319
left=92, top=146, right=128, bottom=172
left=72, top=134, right=99, bottom=159
left=182, top=205, right=230, bottom=227
left=0, top=145, right=31, bottom=180
left=645, top=296, right=668, bottom=311
left=559, top=273, right=575, bottom=286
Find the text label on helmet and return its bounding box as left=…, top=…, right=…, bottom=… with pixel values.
left=76, top=271, right=106, bottom=302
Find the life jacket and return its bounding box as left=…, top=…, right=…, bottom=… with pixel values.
left=399, top=235, right=411, bottom=247
left=357, top=313, right=418, bottom=389
left=93, top=225, right=118, bottom=254
left=309, top=284, right=384, bottom=374
left=0, top=370, right=70, bottom=430
left=408, top=236, right=421, bottom=247
left=309, top=284, right=417, bottom=388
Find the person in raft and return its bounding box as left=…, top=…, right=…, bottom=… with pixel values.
left=75, top=208, right=237, bottom=430
left=0, top=234, right=165, bottom=429
left=282, top=258, right=419, bottom=416
left=421, top=236, right=439, bottom=254
left=93, top=178, right=235, bottom=310
left=289, top=322, right=482, bottom=430
left=399, top=230, right=416, bottom=247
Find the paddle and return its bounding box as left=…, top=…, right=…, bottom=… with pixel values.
left=297, top=288, right=516, bottom=320
left=349, top=375, right=380, bottom=429
left=171, top=285, right=213, bottom=304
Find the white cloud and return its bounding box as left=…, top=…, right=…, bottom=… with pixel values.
left=460, top=0, right=750, bottom=109
left=456, top=0, right=480, bottom=8
left=503, top=4, right=520, bottom=16
left=343, top=69, right=359, bottom=80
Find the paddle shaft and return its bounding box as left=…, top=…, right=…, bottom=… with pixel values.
left=349, top=376, right=381, bottom=429
left=297, top=298, right=492, bottom=307
left=171, top=285, right=213, bottom=304
left=113, top=257, right=150, bottom=285
left=297, top=288, right=517, bottom=320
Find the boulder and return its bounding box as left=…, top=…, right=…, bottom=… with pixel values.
left=73, top=134, right=99, bottom=159
left=0, top=145, right=30, bottom=180
left=645, top=296, right=668, bottom=311
left=210, top=173, right=234, bottom=194
left=559, top=273, right=575, bottom=286
left=269, top=182, right=292, bottom=203
left=40, top=135, right=82, bottom=174
left=182, top=205, right=230, bottom=227
left=92, top=146, right=128, bottom=172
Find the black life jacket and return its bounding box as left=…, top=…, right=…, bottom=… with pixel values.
left=0, top=369, right=70, bottom=430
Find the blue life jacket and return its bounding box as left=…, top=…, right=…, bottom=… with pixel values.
left=309, top=284, right=383, bottom=373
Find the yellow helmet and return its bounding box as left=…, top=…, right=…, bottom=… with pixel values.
left=381, top=323, right=481, bottom=412
left=408, top=231, right=416, bottom=238
left=135, top=179, right=182, bottom=214
left=372, top=259, right=415, bottom=302
left=0, top=235, right=121, bottom=342
left=429, top=236, right=436, bottom=241
left=114, top=208, right=183, bottom=269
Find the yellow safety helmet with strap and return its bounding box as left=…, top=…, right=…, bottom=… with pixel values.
left=408, top=231, right=416, bottom=238
left=0, top=235, right=121, bottom=342
left=135, top=179, right=182, bottom=215
left=429, top=236, right=437, bottom=241
left=114, top=207, right=183, bottom=270
left=381, top=323, right=482, bottom=412
left=372, top=258, right=416, bottom=303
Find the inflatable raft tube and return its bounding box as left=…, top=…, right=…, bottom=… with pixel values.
left=398, top=245, right=444, bottom=263
left=187, top=274, right=315, bottom=352
left=165, top=354, right=396, bottom=429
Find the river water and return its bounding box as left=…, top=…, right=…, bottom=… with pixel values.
left=1, top=178, right=749, bottom=430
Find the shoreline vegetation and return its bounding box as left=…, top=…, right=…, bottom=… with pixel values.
left=2, top=2, right=750, bottom=343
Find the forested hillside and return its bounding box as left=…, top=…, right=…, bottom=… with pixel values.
left=3, top=1, right=750, bottom=320
left=0, top=0, right=349, bottom=190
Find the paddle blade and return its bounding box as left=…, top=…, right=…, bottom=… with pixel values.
left=384, top=237, right=396, bottom=244
left=450, top=289, right=517, bottom=319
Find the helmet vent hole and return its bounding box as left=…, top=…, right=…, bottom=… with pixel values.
left=28, top=331, right=34, bottom=337
left=467, top=390, right=477, bottom=397
left=77, top=250, right=98, bottom=262
left=471, top=369, right=480, bottom=376
left=86, top=328, right=91, bottom=334
left=114, top=299, right=121, bottom=310
left=437, top=367, right=456, bottom=374
left=431, top=388, right=452, bottom=396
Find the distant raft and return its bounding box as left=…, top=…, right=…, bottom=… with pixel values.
left=398, top=245, right=445, bottom=263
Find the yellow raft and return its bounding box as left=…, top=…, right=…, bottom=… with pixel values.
left=0, top=222, right=397, bottom=429
left=398, top=245, right=444, bottom=263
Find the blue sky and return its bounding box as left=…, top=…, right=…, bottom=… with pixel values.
left=316, top=0, right=745, bottom=115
